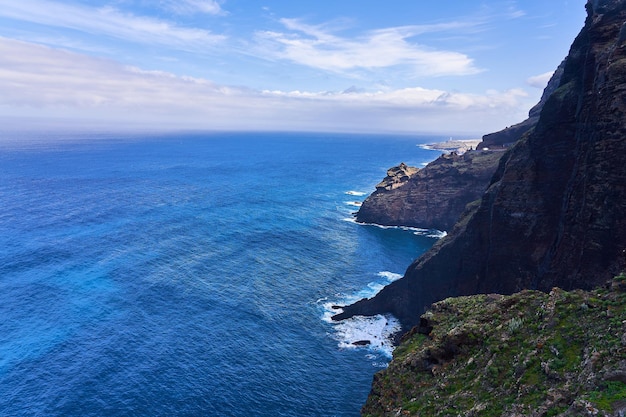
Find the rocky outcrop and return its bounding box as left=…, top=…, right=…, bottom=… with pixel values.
left=356, top=151, right=503, bottom=231
left=373, top=163, right=419, bottom=191
left=335, top=0, right=626, bottom=330
left=362, top=276, right=626, bottom=416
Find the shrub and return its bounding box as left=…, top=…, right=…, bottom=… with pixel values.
left=507, top=317, right=524, bottom=334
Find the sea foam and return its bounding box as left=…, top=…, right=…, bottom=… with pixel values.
left=321, top=271, right=404, bottom=359
left=346, top=218, right=447, bottom=239
left=345, top=190, right=367, bottom=196
left=331, top=314, right=401, bottom=359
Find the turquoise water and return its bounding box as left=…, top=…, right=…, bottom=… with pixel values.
left=0, top=131, right=443, bottom=416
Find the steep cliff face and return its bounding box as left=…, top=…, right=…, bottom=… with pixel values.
left=356, top=151, right=503, bottom=231
left=355, top=60, right=565, bottom=232
left=335, top=0, right=626, bottom=329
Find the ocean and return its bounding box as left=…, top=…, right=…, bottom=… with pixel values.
left=0, top=131, right=446, bottom=416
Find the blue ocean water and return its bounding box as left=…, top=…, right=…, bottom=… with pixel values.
left=0, top=132, right=445, bottom=417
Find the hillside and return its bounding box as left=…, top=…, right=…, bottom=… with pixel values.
left=362, top=274, right=626, bottom=417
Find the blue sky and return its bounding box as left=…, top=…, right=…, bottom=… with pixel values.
left=0, top=0, right=586, bottom=135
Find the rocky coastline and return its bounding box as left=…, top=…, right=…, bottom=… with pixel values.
left=355, top=150, right=503, bottom=232
left=341, top=0, right=626, bottom=414
left=336, top=0, right=626, bottom=330
left=419, top=139, right=481, bottom=154
left=353, top=51, right=567, bottom=234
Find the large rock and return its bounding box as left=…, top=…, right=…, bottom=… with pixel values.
left=356, top=151, right=503, bottom=231
left=372, top=162, right=419, bottom=191
left=335, top=0, right=626, bottom=330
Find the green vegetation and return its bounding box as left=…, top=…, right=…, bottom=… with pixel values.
left=362, top=274, right=626, bottom=417
left=588, top=381, right=626, bottom=412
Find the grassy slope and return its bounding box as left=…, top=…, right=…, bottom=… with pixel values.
left=363, top=273, right=626, bottom=417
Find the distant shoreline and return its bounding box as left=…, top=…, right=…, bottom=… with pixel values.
left=419, top=139, right=482, bottom=155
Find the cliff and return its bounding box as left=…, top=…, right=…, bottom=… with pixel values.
left=335, top=0, right=626, bottom=330
left=355, top=60, right=565, bottom=232
left=363, top=274, right=626, bottom=416
left=371, top=162, right=419, bottom=192
left=356, top=151, right=503, bottom=231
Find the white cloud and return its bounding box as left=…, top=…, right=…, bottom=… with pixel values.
left=263, top=86, right=527, bottom=110
left=254, top=19, right=481, bottom=77
left=506, top=8, right=526, bottom=19
left=0, top=0, right=225, bottom=50
left=0, top=37, right=531, bottom=135
left=161, top=0, right=226, bottom=16
left=526, top=71, right=554, bottom=88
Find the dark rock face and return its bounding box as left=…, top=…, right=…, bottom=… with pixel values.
left=356, top=151, right=503, bottom=231
left=355, top=57, right=565, bottom=233
left=477, top=118, right=536, bottom=150
left=335, top=0, right=626, bottom=330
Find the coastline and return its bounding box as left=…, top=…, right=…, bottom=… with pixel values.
left=419, top=139, right=481, bottom=155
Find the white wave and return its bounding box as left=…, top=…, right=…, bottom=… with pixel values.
left=354, top=271, right=402, bottom=300
left=377, top=271, right=402, bottom=282
left=366, top=281, right=385, bottom=294
left=344, top=201, right=362, bottom=207
left=331, top=313, right=401, bottom=358
left=417, top=144, right=441, bottom=151
left=345, top=190, right=366, bottom=196
left=319, top=285, right=381, bottom=322
left=399, top=226, right=428, bottom=233
left=319, top=271, right=404, bottom=359
left=351, top=221, right=399, bottom=230
left=352, top=220, right=446, bottom=238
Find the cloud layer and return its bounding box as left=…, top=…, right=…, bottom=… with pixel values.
left=0, top=37, right=530, bottom=134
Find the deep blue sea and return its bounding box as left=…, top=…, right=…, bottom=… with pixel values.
left=0, top=131, right=446, bottom=417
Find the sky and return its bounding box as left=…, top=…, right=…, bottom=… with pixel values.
left=0, top=0, right=587, bottom=136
